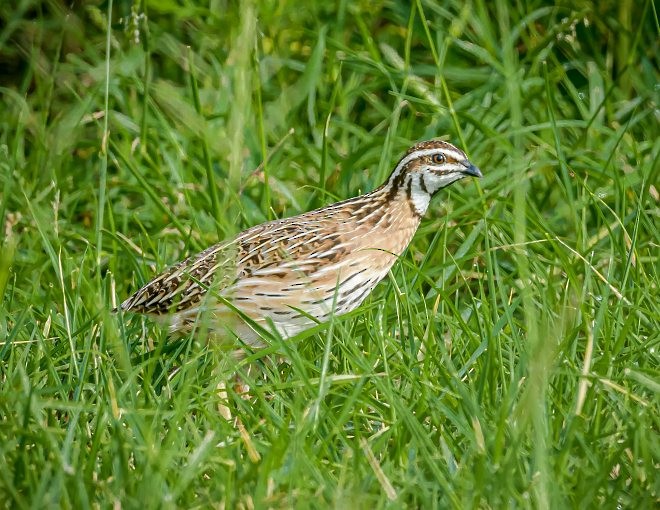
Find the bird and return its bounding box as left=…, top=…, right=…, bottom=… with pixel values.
left=118, top=139, right=482, bottom=347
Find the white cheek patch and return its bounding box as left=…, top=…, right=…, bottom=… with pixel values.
left=408, top=171, right=465, bottom=216
left=423, top=171, right=464, bottom=195
left=406, top=174, right=430, bottom=215
left=410, top=185, right=432, bottom=215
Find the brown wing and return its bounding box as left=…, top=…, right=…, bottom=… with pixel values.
left=119, top=241, right=238, bottom=315
left=118, top=212, right=346, bottom=316
left=119, top=194, right=396, bottom=318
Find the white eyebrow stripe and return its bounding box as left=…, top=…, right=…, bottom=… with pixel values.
left=442, top=149, right=467, bottom=161
left=390, top=146, right=466, bottom=179
left=396, top=148, right=442, bottom=169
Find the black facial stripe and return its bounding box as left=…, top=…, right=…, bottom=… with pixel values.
left=419, top=174, right=428, bottom=194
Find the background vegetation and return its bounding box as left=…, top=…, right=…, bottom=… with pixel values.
left=1, top=0, right=658, bottom=507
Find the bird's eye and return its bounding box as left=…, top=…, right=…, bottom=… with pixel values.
left=431, top=153, right=446, bottom=164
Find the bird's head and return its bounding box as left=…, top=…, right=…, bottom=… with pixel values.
left=386, top=139, right=482, bottom=215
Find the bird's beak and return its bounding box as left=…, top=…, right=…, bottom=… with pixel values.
left=462, top=162, right=483, bottom=178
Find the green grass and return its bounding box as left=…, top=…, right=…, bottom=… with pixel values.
left=1, top=0, right=658, bottom=508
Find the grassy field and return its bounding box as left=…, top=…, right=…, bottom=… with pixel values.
left=1, top=0, right=658, bottom=508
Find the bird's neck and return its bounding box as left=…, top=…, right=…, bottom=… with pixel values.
left=372, top=172, right=432, bottom=217
left=343, top=181, right=425, bottom=259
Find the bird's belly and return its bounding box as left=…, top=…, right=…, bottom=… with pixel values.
left=230, top=255, right=395, bottom=337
